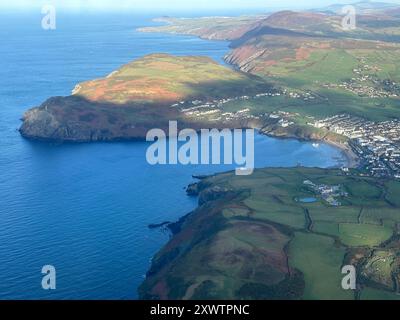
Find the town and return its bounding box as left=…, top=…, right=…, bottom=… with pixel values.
left=313, top=114, right=400, bottom=178
left=322, top=57, right=400, bottom=98
left=170, top=89, right=317, bottom=122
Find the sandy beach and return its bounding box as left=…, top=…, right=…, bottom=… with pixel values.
left=324, top=139, right=360, bottom=169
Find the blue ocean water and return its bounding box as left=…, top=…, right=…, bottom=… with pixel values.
left=0, top=11, right=347, bottom=299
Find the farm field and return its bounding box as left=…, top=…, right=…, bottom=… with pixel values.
left=140, top=167, right=400, bottom=300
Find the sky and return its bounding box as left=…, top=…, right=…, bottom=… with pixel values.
left=1, top=0, right=400, bottom=14
left=1, top=0, right=400, bottom=12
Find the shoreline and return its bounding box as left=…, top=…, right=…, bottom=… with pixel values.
left=21, top=124, right=360, bottom=169
left=323, top=139, right=360, bottom=169
left=259, top=129, right=361, bottom=169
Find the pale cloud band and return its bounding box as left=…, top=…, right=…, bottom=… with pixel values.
left=3, top=0, right=400, bottom=11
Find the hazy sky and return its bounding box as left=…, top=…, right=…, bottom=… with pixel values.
left=1, top=0, right=400, bottom=11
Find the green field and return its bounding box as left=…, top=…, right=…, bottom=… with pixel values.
left=338, top=223, right=393, bottom=247
left=140, top=168, right=400, bottom=300
left=289, top=232, right=353, bottom=300
left=75, top=54, right=271, bottom=104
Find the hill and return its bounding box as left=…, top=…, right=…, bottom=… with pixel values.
left=139, top=167, right=400, bottom=300
left=143, top=9, right=400, bottom=123
left=19, top=54, right=272, bottom=141
left=20, top=5, right=400, bottom=143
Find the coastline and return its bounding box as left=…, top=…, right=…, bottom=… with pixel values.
left=323, top=139, right=360, bottom=169
left=259, top=128, right=361, bottom=169
left=18, top=15, right=362, bottom=299
left=20, top=122, right=359, bottom=169
left=8, top=9, right=400, bottom=301
left=139, top=167, right=400, bottom=300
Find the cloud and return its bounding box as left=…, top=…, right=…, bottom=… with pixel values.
left=2, top=0, right=400, bottom=11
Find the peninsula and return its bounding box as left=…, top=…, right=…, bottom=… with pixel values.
left=137, top=5, right=400, bottom=299
left=139, top=167, right=400, bottom=300
left=19, top=54, right=272, bottom=142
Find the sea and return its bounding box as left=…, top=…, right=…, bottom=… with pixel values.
left=0, top=10, right=347, bottom=299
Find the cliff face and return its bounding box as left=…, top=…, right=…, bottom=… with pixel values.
left=19, top=96, right=155, bottom=142
left=20, top=106, right=62, bottom=140
left=224, top=45, right=267, bottom=73
left=20, top=107, right=144, bottom=142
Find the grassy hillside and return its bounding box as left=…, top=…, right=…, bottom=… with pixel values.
left=144, top=10, right=400, bottom=122
left=19, top=54, right=272, bottom=141
left=227, top=9, right=400, bottom=121
left=139, top=168, right=400, bottom=300
left=74, top=54, right=269, bottom=104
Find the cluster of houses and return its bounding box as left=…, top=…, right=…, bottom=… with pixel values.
left=170, top=90, right=280, bottom=112
left=282, top=89, right=317, bottom=101
left=303, top=180, right=348, bottom=206
left=169, top=92, right=273, bottom=120
left=268, top=111, right=297, bottom=127
left=323, top=80, right=400, bottom=98
left=178, top=101, right=262, bottom=123
left=321, top=58, right=399, bottom=98
left=170, top=87, right=317, bottom=121
left=313, top=114, right=400, bottom=178
left=219, top=108, right=261, bottom=122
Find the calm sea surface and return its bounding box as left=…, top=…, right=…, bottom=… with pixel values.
left=0, top=11, right=347, bottom=299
